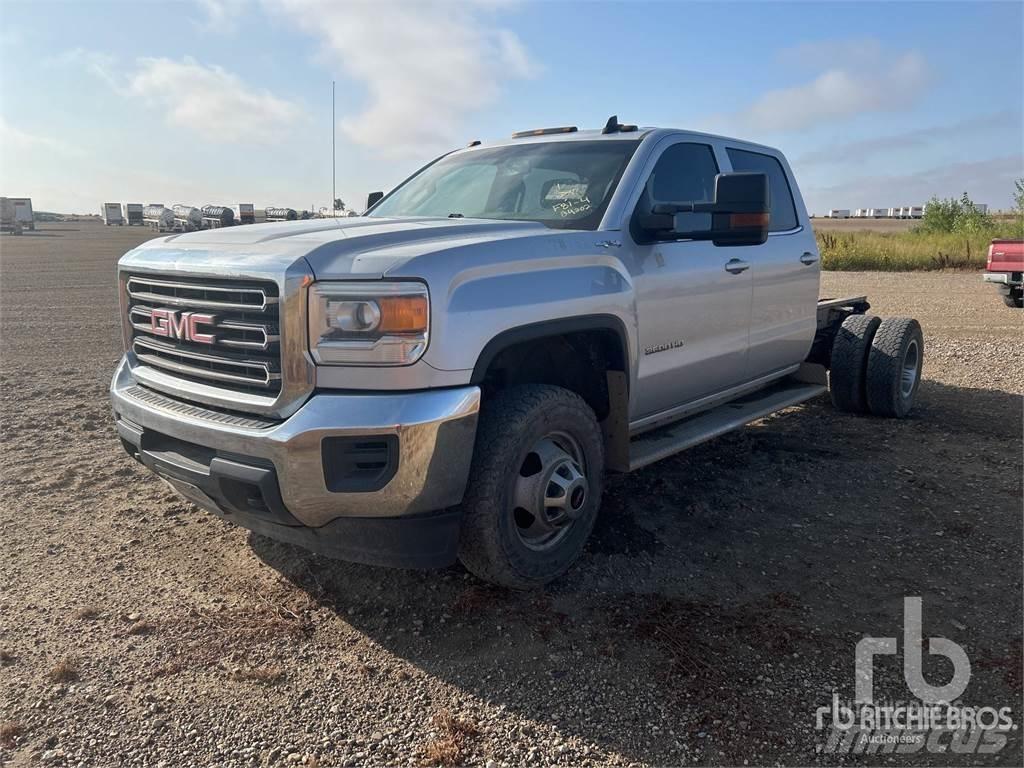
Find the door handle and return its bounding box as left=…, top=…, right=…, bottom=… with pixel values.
left=724, top=259, right=749, bottom=274
left=800, top=252, right=819, bottom=265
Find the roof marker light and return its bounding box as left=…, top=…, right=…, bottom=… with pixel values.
left=511, top=126, right=578, bottom=139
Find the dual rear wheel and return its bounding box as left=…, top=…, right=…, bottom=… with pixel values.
left=830, top=315, right=923, bottom=418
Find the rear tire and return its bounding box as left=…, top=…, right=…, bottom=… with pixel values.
left=457, top=384, right=604, bottom=589
left=866, top=317, right=924, bottom=418
left=829, top=314, right=881, bottom=414
left=1003, top=292, right=1023, bottom=309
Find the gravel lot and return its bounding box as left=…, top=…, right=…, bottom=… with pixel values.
left=1, top=223, right=1021, bottom=767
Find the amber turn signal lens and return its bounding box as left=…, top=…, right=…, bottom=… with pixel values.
left=729, top=213, right=770, bottom=228
left=377, top=296, right=428, bottom=333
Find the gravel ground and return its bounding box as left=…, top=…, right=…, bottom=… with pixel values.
left=1, top=224, right=1021, bottom=767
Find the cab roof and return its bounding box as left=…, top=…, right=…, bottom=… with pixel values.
left=466, top=116, right=780, bottom=156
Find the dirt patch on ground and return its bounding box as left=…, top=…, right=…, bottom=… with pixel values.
left=1, top=224, right=1021, bottom=766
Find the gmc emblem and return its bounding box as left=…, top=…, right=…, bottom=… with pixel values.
left=150, top=308, right=216, bottom=344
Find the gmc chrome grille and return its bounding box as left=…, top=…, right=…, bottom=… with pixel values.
left=126, top=274, right=282, bottom=396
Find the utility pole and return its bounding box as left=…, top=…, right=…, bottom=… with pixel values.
left=332, top=80, right=336, bottom=217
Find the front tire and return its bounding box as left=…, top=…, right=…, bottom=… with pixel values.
left=458, top=385, right=604, bottom=589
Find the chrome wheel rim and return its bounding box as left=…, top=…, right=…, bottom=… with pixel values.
left=901, top=339, right=920, bottom=398
left=511, top=431, right=588, bottom=551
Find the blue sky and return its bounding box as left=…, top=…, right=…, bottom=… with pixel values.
left=1, top=0, right=1021, bottom=215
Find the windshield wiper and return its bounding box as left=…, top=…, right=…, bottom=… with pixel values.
left=447, top=212, right=464, bottom=218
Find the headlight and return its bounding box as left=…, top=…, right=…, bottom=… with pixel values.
left=308, top=282, right=429, bottom=366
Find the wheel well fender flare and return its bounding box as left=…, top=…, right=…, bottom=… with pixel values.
left=469, top=314, right=631, bottom=386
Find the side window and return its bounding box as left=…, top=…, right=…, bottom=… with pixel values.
left=647, top=143, right=719, bottom=204
left=726, top=148, right=798, bottom=232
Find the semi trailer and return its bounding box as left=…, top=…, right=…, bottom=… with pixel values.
left=102, top=203, right=124, bottom=226
left=201, top=205, right=235, bottom=229
left=126, top=204, right=144, bottom=226
left=143, top=205, right=175, bottom=231
left=237, top=204, right=256, bottom=225
left=171, top=205, right=202, bottom=231
left=265, top=207, right=298, bottom=222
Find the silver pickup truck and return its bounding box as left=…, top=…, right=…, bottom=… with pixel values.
left=110, top=117, right=925, bottom=587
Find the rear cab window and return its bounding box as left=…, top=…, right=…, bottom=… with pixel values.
left=726, top=148, right=799, bottom=232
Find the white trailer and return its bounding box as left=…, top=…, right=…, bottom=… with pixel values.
left=171, top=204, right=202, bottom=231
left=125, top=203, right=144, bottom=225
left=852, top=208, right=870, bottom=218
left=909, top=206, right=924, bottom=219
left=972, top=203, right=988, bottom=214
left=143, top=205, right=175, bottom=231
left=265, top=207, right=298, bottom=222
left=236, top=203, right=255, bottom=225
left=1, top=198, right=23, bottom=234
left=102, top=203, right=124, bottom=226
left=828, top=209, right=850, bottom=219
left=887, top=207, right=900, bottom=219
left=10, top=198, right=34, bottom=231
left=870, top=208, right=890, bottom=218
left=200, top=205, right=235, bottom=228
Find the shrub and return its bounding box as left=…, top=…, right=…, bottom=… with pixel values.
left=816, top=230, right=994, bottom=271
left=918, top=192, right=993, bottom=234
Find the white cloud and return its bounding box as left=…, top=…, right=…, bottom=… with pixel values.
left=0, top=116, right=82, bottom=157
left=53, top=49, right=305, bottom=143
left=704, top=40, right=928, bottom=135
left=193, top=0, right=249, bottom=30
left=49, top=48, right=120, bottom=90
left=126, top=57, right=306, bottom=142
left=777, top=38, right=889, bottom=70
left=795, top=111, right=1020, bottom=167
left=801, top=155, right=1024, bottom=213
left=269, top=0, right=537, bottom=155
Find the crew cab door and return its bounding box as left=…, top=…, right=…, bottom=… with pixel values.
left=724, top=147, right=820, bottom=379
left=627, top=140, right=753, bottom=419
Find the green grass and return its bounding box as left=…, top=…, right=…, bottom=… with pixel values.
left=817, top=220, right=1024, bottom=271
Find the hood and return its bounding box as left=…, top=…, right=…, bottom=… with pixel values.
left=122, top=217, right=549, bottom=279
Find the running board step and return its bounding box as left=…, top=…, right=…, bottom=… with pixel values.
left=628, top=380, right=827, bottom=471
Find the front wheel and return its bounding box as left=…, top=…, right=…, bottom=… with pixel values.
left=457, top=385, right=604, bottom=589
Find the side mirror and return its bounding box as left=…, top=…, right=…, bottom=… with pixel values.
left=366, top=191, right=384, bottom=209
left=640, top=172, right=770, bottom=247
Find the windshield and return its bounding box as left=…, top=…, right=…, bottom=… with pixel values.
left=367, top=140, right=641, bottom=230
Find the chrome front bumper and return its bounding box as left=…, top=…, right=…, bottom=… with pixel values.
left=110, top=357, right=480, bottom=528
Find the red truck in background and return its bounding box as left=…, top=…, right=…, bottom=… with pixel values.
left=983, top=239, right=1024, bottom=308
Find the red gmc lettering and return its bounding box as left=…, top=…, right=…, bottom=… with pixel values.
left=185, top=313, right=216, bottom=344
left=149, top=309, right=216, bottom=344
